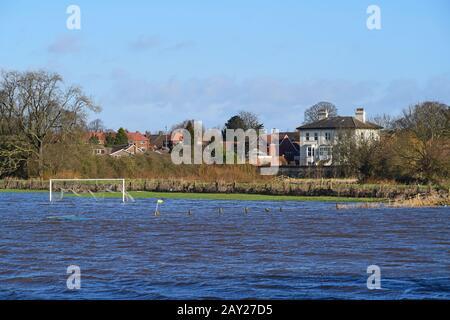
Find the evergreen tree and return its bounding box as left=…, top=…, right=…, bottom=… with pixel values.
left=88, top=135, right=100, bottom=144
left=105, top=132, right=115, bottom=147
left=114, top=128, right=128, bottom=145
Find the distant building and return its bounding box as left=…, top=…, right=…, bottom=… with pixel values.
left=148, top=131, right=189, bottom=150
left=296, top=108, right=382, bottom=166
left=149, top=133, right=170, bottom=150
left=86, top=129, right=150, bottom=157
left=110, top=144, right=146, bottom=158
left=171, top=131, right=185, bottom=145
left=126, top=131, right=150, bottom=151
left=87, top=131, right=106, bottom=145
left=278, top=132, right=300, bottom=165
left=92, top=145, right=112, bottom=156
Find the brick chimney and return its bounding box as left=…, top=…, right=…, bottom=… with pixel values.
left=355, top=108, right=366, bottom=123
left=318, top=109, right=329, bottom=120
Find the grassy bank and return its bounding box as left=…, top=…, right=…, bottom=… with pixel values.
left=0, top=188, right=380, bottom=202
left=0, top=188, right=48, bottom=193
left=0, top=178, right=435, bottom=200
left=81, top=191, right=383, bottom=202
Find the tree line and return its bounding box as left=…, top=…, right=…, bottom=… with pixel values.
left=1, top=70, right=449, bottom=186
left=333, top=101, right=450, bottom=185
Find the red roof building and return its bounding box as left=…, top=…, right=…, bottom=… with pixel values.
left=126, top=131, right=150, bottom=151
left=87, top=131, right=106, bottom=145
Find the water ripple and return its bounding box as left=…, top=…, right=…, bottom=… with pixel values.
left=0, top=192, right=449, bottom=299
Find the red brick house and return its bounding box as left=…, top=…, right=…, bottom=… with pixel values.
left=126, top=131, right=150, bottom=151
left=87, top=131, right=106, bottom=145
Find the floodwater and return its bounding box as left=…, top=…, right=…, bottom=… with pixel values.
left=0, top=192, right=449, bottom=299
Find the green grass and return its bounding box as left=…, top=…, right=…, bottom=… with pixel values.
left=64, top=191, right=381, bottom=202
left=0, top=188, right=47, bottom=193
left=0, top=189, right=383, bottom=202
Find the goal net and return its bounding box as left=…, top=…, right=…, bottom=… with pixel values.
left=49, top=179, right=129, bottom=202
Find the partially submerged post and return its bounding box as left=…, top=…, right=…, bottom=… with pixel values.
left=49, top=178, right=126, bottom=202
left=155, top=199, right=164, bottom=216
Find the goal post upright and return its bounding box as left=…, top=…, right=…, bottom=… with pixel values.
left=49, top=178, right=126, bottom=202
left=122, top=179, right=125, bottom=203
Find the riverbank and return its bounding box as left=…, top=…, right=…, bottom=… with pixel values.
left=1, top=183, right=448, bottom=206
left=337, top=192, right=450, bottom=208
left=0, top=189, right=380, bottom=202
left=0, top=178, right=433, bottom=200
left=75, top=191, right=384, bottom=202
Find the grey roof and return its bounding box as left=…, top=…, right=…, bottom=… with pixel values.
left=296, top=116, right=382, bottom=130
left=149, top=134, right=169, bottom=147
left=279, top=131, right=300, bottom=142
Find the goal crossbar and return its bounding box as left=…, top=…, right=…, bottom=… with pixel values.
left=49, top=178, right=126, bottom=202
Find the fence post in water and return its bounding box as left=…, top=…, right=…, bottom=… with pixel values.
left=122, top=179, right=125, bottom=203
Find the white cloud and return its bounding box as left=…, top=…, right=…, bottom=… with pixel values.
left=102, top=72, right=450, bottom=130
left=129, top=35, right=195, bottom=52
left=48, top=34, right=82, bottom=54
left=129, top=35, right=161, bottom=51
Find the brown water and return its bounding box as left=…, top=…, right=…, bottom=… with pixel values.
left=0, top=192, right=449, bottom=299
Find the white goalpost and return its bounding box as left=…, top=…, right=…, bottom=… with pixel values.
left=49, top=178, right=126, bottom=202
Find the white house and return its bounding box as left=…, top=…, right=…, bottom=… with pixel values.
left=296, top=108, right=382, bottom=166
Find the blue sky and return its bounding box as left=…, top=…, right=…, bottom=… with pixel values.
left=1, top=0, right=449, bottom=132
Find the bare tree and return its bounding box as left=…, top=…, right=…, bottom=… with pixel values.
left=171, top=119, right=195, bottom=131
left=88, top=118, right=105, bottom=132
left=369, top=113, right=399, bottom=130
left=397, top=101, right=450, bottom=140
left=332, top=129, right=382, bottom=180
left=238, top=111, right=264, bottom=130
left=304, top=101, right=338, bottom=124
left=394, top=101, right=450, bottom=182
left=0, top=137, right=28, bottom=177
left=0, top=70, right=100, bottom=178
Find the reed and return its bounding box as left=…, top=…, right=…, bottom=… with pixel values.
left=335, top=191, right=449, bottom=209
left=0, top=177, right=439, bottom=200
left=388, top=193, right=450, bottom=208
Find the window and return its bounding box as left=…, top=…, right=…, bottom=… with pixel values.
left=319, top=146, right=331, bottom=157
left=361, top=132, right=364, bottom=139
left=305, top=132, right=310, bottom=141
left=325, top=132, right=331, bottom=141
left=314, top=133, right=318, bottom=141
left=307, top=146, right=315, bottom=157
